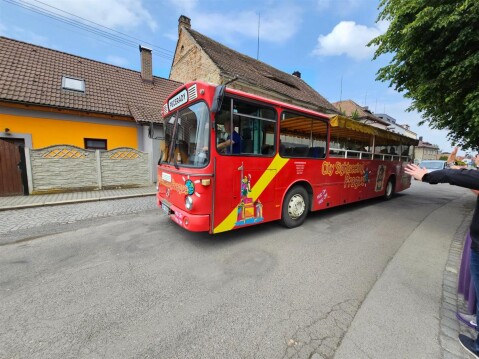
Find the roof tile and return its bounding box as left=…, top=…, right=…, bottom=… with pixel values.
left=185, top=28, right=338, bottom=114
left=0, top=36, right=182, bottom=123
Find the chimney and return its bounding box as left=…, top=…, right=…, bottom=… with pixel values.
left=139, top=45, right=153, bottom=82
left=292, top=71, right=301, bottom=78
left=419, top=136, right=423, bottom=141
left=178, top=15, right=191, bottom=35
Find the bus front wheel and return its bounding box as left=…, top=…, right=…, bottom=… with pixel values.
left=384, top=178, right=395, bottom=200
left=281, top=186, right=309, bottom=228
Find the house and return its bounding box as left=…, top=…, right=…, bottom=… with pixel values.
left=375, top=113, right=417, bottom=140
left=332, top=100, right=389, bottom=129
left=0, top=36, right=181, bottom=186
left=169, top=16, right=338, bottom=114
left=414, top=137, right=440, bottom=162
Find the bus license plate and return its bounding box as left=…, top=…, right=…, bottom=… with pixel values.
left=161, top=203, right=171, bottom=215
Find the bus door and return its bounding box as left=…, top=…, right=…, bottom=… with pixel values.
left=212, top=97, right=277, bottom=233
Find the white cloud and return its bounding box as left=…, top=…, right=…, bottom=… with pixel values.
left=106, top=55, right=129, bottom=67
left=167, top=0, right=198, bottom=14
left=23, top=0, right=157, bottom=31
left=316, top=0, right=362, bottom=16
left=312, top=21, right=387, bottom=60
left=316, top=0, right=331, bottom=11
left=168, top=3, right=302, bottom=44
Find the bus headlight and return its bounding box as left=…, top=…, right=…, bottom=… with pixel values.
left=185, top=196, right=193, bottom=210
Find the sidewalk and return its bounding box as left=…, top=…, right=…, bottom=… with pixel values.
left=334, top=192, right=475, bottom=359
left=0, top=185, right=156, bottom=211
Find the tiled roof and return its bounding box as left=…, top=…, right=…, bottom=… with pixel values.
left=332, top=100, right=389, bottom=125
left=0, top=36, right=182, bottom=122
left=186, top=28, right=338, bottom=114
left=418, top=141, right=438, bottom=149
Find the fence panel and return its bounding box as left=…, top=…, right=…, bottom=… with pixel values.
left=30, top=145, right=97, bottom=193
left=100, top=147, right=150, bottom=188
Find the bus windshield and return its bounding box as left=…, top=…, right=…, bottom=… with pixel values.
left=163, top=101, right=209, bottom=167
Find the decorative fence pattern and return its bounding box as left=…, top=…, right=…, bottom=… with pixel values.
left=27, top=145, right=150, bottom=194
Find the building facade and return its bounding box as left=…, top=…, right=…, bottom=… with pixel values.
left=414, top=138, right=440, bottom=162
left=169, top=16, right=338, bottom=114
left=0, top=37, right=181, bottom=193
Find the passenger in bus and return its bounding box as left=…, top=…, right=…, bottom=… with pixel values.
left=279, top=140, right=286, bottom=156
left=404, top=163, right=479, bottom=357
left=217, top=121, right=241, bottom=154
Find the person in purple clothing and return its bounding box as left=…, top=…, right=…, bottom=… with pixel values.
left=217, top=121, right=241, bottom=154
left=405, top=163, right=479, bottom=358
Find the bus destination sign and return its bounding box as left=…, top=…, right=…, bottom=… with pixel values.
left=168, top=89, right=188, bottom=111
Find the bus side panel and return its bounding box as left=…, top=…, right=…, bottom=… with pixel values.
left=275, top=158, right=345, bottom=212
left=212, top=155, right=280, bottom=233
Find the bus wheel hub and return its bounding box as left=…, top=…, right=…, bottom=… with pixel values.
left=288, top=194, right=305, bottom=219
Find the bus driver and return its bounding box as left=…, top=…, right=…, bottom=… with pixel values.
left=217, top=121, right=241, bottom=154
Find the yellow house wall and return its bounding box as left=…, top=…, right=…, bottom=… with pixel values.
left=0, top=113, right=138, bottom=149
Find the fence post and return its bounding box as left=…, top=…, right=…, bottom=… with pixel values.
left=96, top=150, right=102, bottom=189
left=24, top=147, right=34, bottom=194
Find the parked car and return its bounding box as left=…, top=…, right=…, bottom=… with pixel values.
left=418, top=160, right=447, bottom=173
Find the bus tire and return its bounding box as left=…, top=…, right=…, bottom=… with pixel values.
left=384, top=177, right=395, bottom=200
left=281, top=186, right=309, bottom=228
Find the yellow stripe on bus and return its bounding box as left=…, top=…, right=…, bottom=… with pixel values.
left=213, top=154, right=290, bottom=233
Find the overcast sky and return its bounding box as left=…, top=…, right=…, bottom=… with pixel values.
left=0, top=0, right=459, bottom=153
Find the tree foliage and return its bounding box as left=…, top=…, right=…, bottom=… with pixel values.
left=370, top=0, right=479, bottom=149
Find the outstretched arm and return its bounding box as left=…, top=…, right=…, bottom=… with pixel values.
left=405, top=163, right=479, bottom=190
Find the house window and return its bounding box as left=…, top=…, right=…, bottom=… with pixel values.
left=84, top=138, right=107, bottom=150
left=62, top=76, right=85, bottom=92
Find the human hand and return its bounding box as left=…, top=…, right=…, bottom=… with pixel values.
left=404, top=163, right=428, bottom=181
left=447, top=146, right=459, bottom=165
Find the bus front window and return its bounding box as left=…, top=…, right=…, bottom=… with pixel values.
left=163, top=102, right=210, bottom=167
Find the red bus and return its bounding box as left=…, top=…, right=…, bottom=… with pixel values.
left=152, top=81, right=417, bottom=233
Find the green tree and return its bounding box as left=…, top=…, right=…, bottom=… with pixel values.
left=370, top=0, right=479, bottom=149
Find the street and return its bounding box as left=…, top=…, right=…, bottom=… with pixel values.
left=0, top=182, right=475, bottom=359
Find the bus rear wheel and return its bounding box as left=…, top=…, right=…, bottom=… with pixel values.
left=281, top=186, right=309, bottom=228
left=384, top=178, right=395, bottom=200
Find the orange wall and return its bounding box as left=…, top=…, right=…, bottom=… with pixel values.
left=0, top=113, right=138, bottom=149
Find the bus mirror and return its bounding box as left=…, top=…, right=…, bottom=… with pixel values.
left=148, top=122, right=164, bottom=140
left=211, top=85, right=225, bottom=114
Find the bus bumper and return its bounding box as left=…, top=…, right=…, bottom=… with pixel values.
left=158, top=199, right=210, bottom=232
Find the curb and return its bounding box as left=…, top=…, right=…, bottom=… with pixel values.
left=0, top=192, right=156, bottom=211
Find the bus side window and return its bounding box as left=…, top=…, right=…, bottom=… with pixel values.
left=280, top=111, right=327, bottom=159
left=225, top=98, right=276, bottom=157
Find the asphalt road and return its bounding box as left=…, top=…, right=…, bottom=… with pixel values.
left=0, top=182, right=475, bottom=359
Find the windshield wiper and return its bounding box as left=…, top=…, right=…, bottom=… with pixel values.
left=173, top=142, right=179, bottom=169
left=168, top=115, right=181, bottom=169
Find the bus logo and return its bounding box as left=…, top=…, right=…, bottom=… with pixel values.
left=168, top=89, right=188, bottom=111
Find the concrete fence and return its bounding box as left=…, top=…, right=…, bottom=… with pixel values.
left=25, top=145, right=151, bottom=194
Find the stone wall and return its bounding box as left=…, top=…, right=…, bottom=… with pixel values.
left=170, top=30, right=222, bottom=85
left=28, top=145, right=151, bottom=194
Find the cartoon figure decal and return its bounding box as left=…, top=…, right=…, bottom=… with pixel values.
left=235, top=165, right=264, bottom=226
left=375, top=165, right=386, bottom=192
